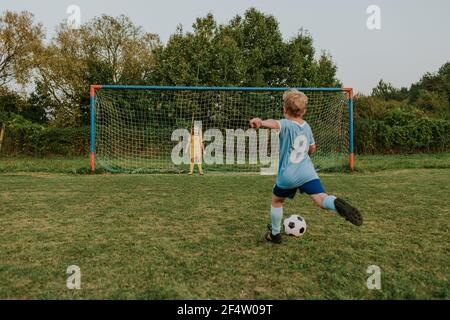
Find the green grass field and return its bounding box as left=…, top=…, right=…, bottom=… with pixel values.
left=0, top=154, right=449, bottom=299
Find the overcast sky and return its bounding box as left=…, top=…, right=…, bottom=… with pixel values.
left=2, top=0, right=449, bottom=93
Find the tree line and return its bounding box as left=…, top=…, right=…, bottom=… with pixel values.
left=0, top=9, right=448, bottom=156
left=354, top=64, right=450, bottom=153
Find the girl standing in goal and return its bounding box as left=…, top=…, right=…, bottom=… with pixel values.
left=249, top=89, right=363, bottom=244
left=186, top=125, right=205, bottom=175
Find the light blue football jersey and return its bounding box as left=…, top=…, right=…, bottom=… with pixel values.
left=275, top=119, right=319, bottom=189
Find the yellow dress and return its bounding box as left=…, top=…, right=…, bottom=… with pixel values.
left=190, top=134, right=202, bottom=164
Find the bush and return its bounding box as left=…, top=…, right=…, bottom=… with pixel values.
left=355, top=108, right=450, bottom=154
left=353, top=95, right=416, bottom=121
left=2, top=107, right=449, bottom=157
left=2, top=115, right=89, bottom=156
left=37, top=127, right=90, bottom=155
left=414, top=89, right=449, bottom=118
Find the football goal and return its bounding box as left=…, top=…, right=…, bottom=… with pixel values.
left=89, top=85, right=354, bottom=174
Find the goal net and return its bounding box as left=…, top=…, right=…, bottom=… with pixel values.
left=90, top=86, right=352, bottom=174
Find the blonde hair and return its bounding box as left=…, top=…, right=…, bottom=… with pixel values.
left=283, top=89, right=308, bottom=117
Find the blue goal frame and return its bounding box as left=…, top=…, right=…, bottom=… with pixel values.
left=89, top=85, right=354, bottom=172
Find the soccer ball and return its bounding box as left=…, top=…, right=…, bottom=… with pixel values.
left=283, top=215, right=307, bottom=237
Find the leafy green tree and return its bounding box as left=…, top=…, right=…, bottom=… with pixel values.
left=224, top=8, right=285, bottom=86
left=28, top=81, right=54, bottom=123
left=312, top=52, right=341, bottom=87
left=151, top=8, right=340, bottom=88
left=414, top=89, right=448, bottom=117
left=84, top=15, right=159, bottom=84
left=36, top=15, right=159, bottom=126
left=151, top=14, right=244, bottom=86
left=409, top=62, right=450, bottom=117
left=0, top=11, right=43, bottom=86
left=372, top=79, right=408, bottom=101
left=210, top=26, right=246, bottom=86
left=0, top=11, right=44, bottom=151
left=0, top=86, right=42, bottom=153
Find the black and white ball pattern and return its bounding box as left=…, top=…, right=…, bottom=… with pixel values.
left=283, top=215, right=307, bottom=237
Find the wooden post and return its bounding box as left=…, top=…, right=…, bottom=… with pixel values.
left=0, top=122, right=5, bottom=154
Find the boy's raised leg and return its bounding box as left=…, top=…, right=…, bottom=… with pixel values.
left=334, top=198, right=363, bottom=226
left=311, top=193, right=363, bottom=226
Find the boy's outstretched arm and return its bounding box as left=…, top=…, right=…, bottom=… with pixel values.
left=249, top=118, right=280, bottom=129
left=308, top=144, right=316, bottom=155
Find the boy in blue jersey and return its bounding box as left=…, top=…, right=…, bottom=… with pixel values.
left=250, top=89, right=363, bottom=244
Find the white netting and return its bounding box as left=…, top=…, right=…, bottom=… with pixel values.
left=94, top=88, right=349, bottom=173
